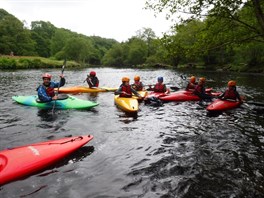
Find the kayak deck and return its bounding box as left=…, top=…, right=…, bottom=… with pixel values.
left=0, top=135, right=93, bottom=185
left=207, top=99, right=241, bottom=111
left=57, top=86, right=117, bottom=93
left=12, top=95, right=99, bottom=110
left=114, top=95, right=139, bottom=113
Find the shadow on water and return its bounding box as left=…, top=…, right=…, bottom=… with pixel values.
left=37, top=109, right=59, bottom=122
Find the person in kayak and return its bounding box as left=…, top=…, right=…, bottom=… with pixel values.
left=37, top=73, right=66, bottom=102
left=186, top=76, right=197, bottom=91
left=132, top=75, right=144, bottom=91
left=115, top=77, right=142, bottom=99
left=218, top=80, right=242, bottom=102
left=193, top=77, right=212, bottom=101
left=85, top=71, right=99, bottom=88
left=149, top=77, right=170, bottom=94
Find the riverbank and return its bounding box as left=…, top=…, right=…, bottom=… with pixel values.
left=1, top=56, right=263, bottom=73
left=0, top=55, right=80, bottom=69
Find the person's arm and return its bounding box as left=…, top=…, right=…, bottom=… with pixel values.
left=59, top=77, right=65, bottom=87
left=95, top=77, right=99, bottom=87
left=218, top=92, right=224, bottom=99
left=53, top=77, right=65, bottom=88
left=87, top=77, right=93, bottom=87
left=235, top=91, right=242, bottom=102
left=131, top=87, right=142, bottom=98
left=114, top=86, right=123, bottom=95
left=37, top=86, right=52, bottom=102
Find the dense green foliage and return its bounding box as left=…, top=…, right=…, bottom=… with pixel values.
left=0, top=55, right=80, bottom=69
left=145, top=0, right=264, bottom=72
left=1, top=1, right=264, bottom=72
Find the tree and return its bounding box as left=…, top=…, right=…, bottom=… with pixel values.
left=136, top=27, right=157, bottom=57
left=0, top=9, right=35, bottom=55
left=145, top=0, right=264, bottom=41
left=102, top=43, right=125, bottom=66
left=50, top=28, right=72, bottom=57
left=30, top=21, right=56, bottom=57
left=63, top=37, right=93, bottom=63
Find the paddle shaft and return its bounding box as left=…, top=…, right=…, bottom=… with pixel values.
left=52, top=59, right=66, bottom=113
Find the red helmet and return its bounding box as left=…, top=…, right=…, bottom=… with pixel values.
left=42, top=73, right=52, bottom=79
left=89, top=71, right=96, bottom=76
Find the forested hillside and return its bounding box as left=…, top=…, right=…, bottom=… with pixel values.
left=1, top=1, right=264, bottom=73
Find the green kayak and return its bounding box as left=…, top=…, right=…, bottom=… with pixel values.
left=12, top=95, right=99, bottom=110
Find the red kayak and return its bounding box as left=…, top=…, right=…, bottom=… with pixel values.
left=206, top=99, right=241, bottom=111
left=159, top=90, right=222, bottom=102
left=145, top=92, right=167, bottom=99
left=0, top=135, right=93, bottom=186
left=159, top=90, right=200, bottom=102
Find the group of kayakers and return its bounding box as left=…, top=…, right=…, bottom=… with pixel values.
left=37, top=70, right=242, bottom=103
left=185, top=75, right=241, bottom=102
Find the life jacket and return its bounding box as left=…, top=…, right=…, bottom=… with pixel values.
left=223, top=89, right=237, bottom=100
left=194, top=84, right=204, bottom=94
left=88, top=76, right=99, bottom=87
left=132, top=82, right=143, bottom=91
left=186, top=82, right=196, bottom=90
left=120, top=85, right=132, bottom=97
left=154, top=83, right=165, bottom=93
left=46, top=86, right=55, bottom=97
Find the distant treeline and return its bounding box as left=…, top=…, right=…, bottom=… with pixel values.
left=0, top=6, right=264, bottom=72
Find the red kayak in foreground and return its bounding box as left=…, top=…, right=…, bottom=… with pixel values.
left=0, top=135, right=93, bottom=186
left=206, top=99, right=241, bottom=111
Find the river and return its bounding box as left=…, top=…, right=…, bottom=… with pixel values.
left=0, top=68, right=264, bottom=197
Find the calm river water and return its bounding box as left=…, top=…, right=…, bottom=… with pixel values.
left=0, top=68, right=264, bottom=198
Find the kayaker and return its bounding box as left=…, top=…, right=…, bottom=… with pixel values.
left=186, top=76, right=197, bottom=91
left=149, top=77, right=170, bottom=94
left=115, top=77, right=142, bottom=99
left=193, top=77, right=212, bottom=101
left=132, top=75, right=144, bottom=91
left=85, top=71, right=99, bottom=88
left=218, top=80, right=242, bottom=102
left=37, top=73, right=66, bottom=102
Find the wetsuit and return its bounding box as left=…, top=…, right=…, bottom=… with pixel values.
left=115, top=84, right=141, bottom=97
left=37, top=78, right=65, bottom=102
left=87, top=76, right=99, bottom=88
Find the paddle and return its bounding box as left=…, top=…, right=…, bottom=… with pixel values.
left=52, top=59, right=66, bottom=113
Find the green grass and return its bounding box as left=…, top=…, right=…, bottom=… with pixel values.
left=0, top=55, right=81, bottom=69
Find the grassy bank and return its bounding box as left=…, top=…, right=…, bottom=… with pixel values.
left=0, top=55, right=81, bottom=69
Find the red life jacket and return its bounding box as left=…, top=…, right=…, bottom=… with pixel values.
left=223, top=89, right=237, bottom=99
left=46, top=87, right=55, bottom=97
left=132, top=82, right=143, bottom=91
left=154, top=83, right=165, bottom=93
left=186, top=82, right=196, bottom=90
left=120, top=85, right=132, bottom=97
left=194, top=84, right=203, bottom=94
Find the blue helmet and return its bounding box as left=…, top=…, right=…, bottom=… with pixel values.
left=157, top=76, right=163, bottom=82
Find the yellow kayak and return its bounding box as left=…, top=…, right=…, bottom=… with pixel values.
left=114, top=95, right=139, bottom=113
left=56, top=86, right=117, bottom=94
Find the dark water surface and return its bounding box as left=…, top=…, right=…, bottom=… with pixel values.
left=0, top=68, right=264, bottom=198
